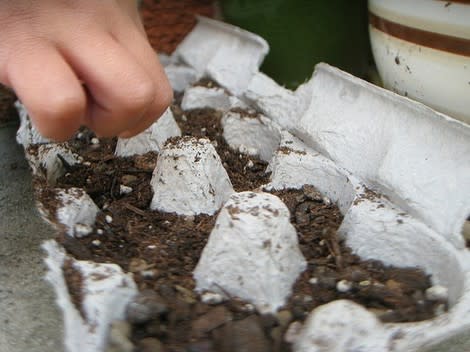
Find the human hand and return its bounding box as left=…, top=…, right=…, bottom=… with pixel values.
left=0, top=0, right=173, bottom=141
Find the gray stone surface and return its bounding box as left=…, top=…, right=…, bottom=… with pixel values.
left=424, top=332, right=470, bottom=352
left=0, top=121, right=63, bottom=352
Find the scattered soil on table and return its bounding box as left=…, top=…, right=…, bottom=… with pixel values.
left=31, top=102, right=446, bottom=351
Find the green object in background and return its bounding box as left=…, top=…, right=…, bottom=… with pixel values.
left=220, top=0, right=370, bottom=89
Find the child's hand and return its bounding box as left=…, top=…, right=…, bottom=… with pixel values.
left=0, top=0, right=173, bottom=141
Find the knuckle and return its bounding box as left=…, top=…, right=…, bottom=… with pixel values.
left=119, top=78, right=156, bottom=113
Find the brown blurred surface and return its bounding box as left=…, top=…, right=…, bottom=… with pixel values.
left=140, top=0, right=215, bottom=54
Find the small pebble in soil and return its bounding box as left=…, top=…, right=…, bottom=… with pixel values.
left=201, top=292, right=226, bottom=305
left=140, top=270, right=157, bottom=279
left=277, top=310, right=293, bottom=328
left=91, top=240, right=101, bottom=246
left=128, top=258, right=150, bottom=273
left=126, top=290, right=168, bottom=324
left=106, top=320, right=133, bottom=352
left=191, top=305, right=231, bottom=339
left=308, top=277, right=319, bottom=285
left=215, top=315, right=271, bottom=352
left=136, top=338, right=165, bottom=352
left=91, top=137, right=100, bottom=145
left=105, top=215, right=113, bottom=223
left=336, top=279, right=353, bottom=293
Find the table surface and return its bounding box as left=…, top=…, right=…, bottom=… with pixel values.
left=0, top=121, right=63, bottom=352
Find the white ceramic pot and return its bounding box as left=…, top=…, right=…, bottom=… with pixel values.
left=368, top=0, right=470, bottom=124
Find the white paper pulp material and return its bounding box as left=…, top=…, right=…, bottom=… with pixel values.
left=26, top=143, right=82, bottom=185
left=295, top=63, right=470, bottom=249
left=15, top=101, right=50, bottom=147
left=164, top=64, right=199, bottom=92
left=35, top=188, right=100, bottom=238
left=115, top=107, right=181, bottom=157
left=193, top=191, right=307, bottom=314
left=181, top=86, right=247, bottom=111
left=243, top=72, right=314, bottom=132
left=56, top=188, right=100, bottom=237
left=150, top=137, right=234, bottom=215
left=266, top=131, right=356, bottom=214
left=221, top=110, right=281, bottom=162
left=256, top=64, right=470, bottom=351
left=43, top=241, right=137, bottom=352
left=174, top=16, right=269, bottom=96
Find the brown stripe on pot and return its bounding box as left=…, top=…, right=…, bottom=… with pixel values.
left=369, top=11, right=470, bottom=57
left=437, top=0, right=470, bottom=4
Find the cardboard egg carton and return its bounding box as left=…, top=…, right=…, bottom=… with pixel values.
left=17, top=17, right=470, bottom=352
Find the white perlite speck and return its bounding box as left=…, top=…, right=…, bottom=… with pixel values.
left=336, top=280, right=353, bottom=293
left=150, top=137, right=234, bottom=215
left=201, top=292, right=226, bottom=305
left=115, top=107, right=181, bottom=157
left=193, top=191, right=307, bottom=314
left=119, top=185, right=133, bottom=195
left=426, top=285, right=449, bottom=302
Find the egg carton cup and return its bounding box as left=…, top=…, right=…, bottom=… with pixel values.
left=16, top=17, right=470, bottom=352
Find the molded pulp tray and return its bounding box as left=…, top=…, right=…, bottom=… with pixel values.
left=16, top=17, right=470, bottom=352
